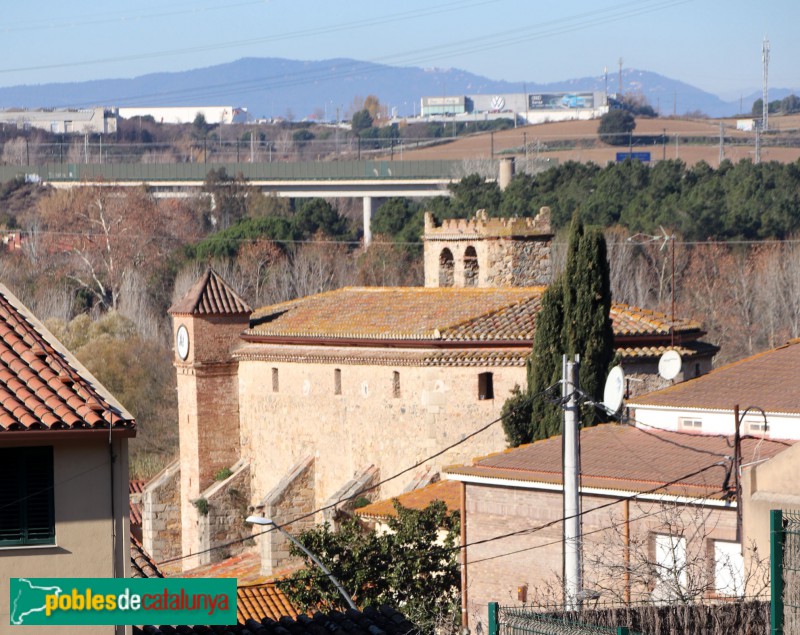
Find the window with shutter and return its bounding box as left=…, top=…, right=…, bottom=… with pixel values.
left=0, top=446, right=55, bottom=547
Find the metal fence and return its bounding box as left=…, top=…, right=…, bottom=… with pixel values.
left=0, top=160, right=469, bottom=185
left=488, top=603, right=634, bottom=635
left=772, top=509, right=800, bottom=634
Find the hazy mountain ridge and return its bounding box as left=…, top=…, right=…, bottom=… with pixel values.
left=0, top=57, right=784, bottom=119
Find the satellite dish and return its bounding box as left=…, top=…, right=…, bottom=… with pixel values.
left=658, top=350, right=683, bottom=380
left=602, top=366, right=625, bottom=415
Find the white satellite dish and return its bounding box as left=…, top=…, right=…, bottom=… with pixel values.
left=602, top=366, right=625, bottom=415
left=658, top=350, right=683, bottom=380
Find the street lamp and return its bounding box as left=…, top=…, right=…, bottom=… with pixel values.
left=245, top=516, right=357, bottom=610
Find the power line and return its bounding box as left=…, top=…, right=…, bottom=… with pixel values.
left=157, top=385, right=560, bottom=566
left=236, top=461, right=727, bottom=590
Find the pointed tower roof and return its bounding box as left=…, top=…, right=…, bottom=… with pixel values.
left=169, top=268, right=252, bottom=316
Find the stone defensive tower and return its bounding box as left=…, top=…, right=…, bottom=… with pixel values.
left=422, top=207, right=553, bottom=288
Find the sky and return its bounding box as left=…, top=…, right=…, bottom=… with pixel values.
left=0, top=0, right=797, bottom=99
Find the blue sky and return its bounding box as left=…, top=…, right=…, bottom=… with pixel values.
left=0, top=0, right=797, bottom=98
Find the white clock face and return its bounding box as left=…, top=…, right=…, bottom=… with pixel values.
left=176, top=325, right=190, bottom=360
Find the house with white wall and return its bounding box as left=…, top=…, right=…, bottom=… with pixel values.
left=628, top=339, right=800, bottom=439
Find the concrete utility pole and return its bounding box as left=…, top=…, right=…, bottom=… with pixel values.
left=719, top=122, right=725, bottom=165
left=563, top=354, right=582, bottom=610
left=618, top=58, right=623, bottom=96
left=762, top=37, right=770, bottom=131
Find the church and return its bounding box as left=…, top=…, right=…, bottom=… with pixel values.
left=143, top=207, right=716, bottom=574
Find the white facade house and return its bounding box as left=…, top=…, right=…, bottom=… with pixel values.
left=628, top=339, right=800, bottom=440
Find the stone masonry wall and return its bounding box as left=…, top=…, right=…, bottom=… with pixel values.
left=142, top=459, right=182, bottom=575
left=239, top=352, right=524, bottom=521
left=198, top=459, right=252, bottom=565
left=255, top=456, right=317, bottom=576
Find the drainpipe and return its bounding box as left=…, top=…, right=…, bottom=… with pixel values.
left=461, top=480, right=469, bottom=633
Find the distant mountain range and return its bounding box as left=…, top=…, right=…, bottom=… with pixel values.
left=0, top=57, right=790, bottom=120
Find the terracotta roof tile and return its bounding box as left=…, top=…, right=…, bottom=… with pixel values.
left=247, top=287, right=701, bottom=344
left=445, top=424, right=792, bottom=500
left=130, top=535, right=164, bottom=579
left=629, top=339, right=800, bottom=414
left=181, top=551, right=272, bottom=586
left=169, top=268, right=252, bottom=316
left=237, top=583, right=300, bottom=623
left=0, top=285, right=135, bottom=435
left=356, top=480, right=461, bottom=520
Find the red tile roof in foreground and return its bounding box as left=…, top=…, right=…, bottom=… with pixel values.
left=130, top=535, right=164, bottom=579
left=445, top=424, right=792, bottom=500
left=237, top=583, right=300, bottom=623
left=0, top=285, right=135, bottom=435
left=629, top=339, right=800, bottom=414
left=247, top=287, right=704, bottom=344
left=169, top=267, right=252, bottom=316
left=356, top=480, right=461, bottom=520
left=181, top=551, right=299, bottom=587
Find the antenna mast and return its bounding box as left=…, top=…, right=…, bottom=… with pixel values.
left=762, top=37, right=770, bottom=131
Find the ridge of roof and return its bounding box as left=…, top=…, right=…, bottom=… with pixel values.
left=169, top=267, right=252, bottom=316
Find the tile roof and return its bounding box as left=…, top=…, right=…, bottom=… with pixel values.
left=0, top=285, right=135, bottom=435
left=247, top=287, right=702, bottom=344
left=181, top=551, right=285, bottom=587
left=629, top=339, right=800, bottom=414
left=169, top=268, right=252, bottom=317
left=237, top=583, right=300, bottom=623
left=356, top=480, right=461, bottom=520
left=130, top=535, right=164, bottom=579
left=445, top=424, right=792, bottom=500
left=135, top=605, right=418, bottom=635
left=130, top=479, right=145, bottom=527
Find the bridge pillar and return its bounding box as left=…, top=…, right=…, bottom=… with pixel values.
left=363, top=196, right=374, bottom=247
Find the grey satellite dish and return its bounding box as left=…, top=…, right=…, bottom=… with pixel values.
left=658, top=350, right=682, bottom=380
left=602, top=366, right=625, bottom=415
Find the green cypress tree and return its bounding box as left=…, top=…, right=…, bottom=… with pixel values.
left=502, top=216, right=615, bottom=447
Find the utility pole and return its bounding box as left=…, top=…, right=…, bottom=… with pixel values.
left=618, top=58, right=623, bottom=96
left=719, top=122, right=725, bottom=165
left=762, top=37, right=770, bottom=131
left=755, top=124, right=762, bottom=164
left=563, top=355, right=582, bottom=610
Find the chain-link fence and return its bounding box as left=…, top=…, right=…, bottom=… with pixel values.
left=488, top=604, right=633, bottom=635
left=772, top=509, right=800, bottom=634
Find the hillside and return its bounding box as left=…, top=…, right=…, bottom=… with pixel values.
left=0, top=57, right=780, bottom=120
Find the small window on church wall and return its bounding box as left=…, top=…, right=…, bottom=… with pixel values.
left=272, top=367, right=279, bottom=392
left=392, top=371, right=400, bottom=398
left=334, top=368, right=342, bottom=395
left=464, top=246, right=479, bottom=287
left=478, top=372, right=494, bottom=400
left=439, top=248, right=454, bottom=287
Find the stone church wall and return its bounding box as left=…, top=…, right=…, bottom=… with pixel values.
left=237, top=350, right=526, bottom=514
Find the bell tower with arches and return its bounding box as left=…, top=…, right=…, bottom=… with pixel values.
left=423, top=207, right=553, bottom=288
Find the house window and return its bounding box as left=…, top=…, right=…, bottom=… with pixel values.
left=713, top=541, right=744, bottom=596
left=334, top=368, right=342, bottom=395
left=652, top=533, right=687, bottom=600
left=439, top=248, right=454, bottom=287
left=746, top=419, right=769, bottom=434
left=0, top=446, right=55, bottom=547
left=464, top=246, right=479, bottom=287
left=271, top=367, right=279, bottom=392
left=478, top=372, right=494, bottom=400
left=679, top=418, right=702, bottom=432
left=392, top=371, right=400, bottom=398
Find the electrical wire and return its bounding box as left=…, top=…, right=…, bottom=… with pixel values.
left=236, top=461, right=728, bottom=590
left=156, top=384, right=559, bottom=566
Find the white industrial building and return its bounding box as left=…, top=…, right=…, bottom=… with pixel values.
left=117, top=106, right=248, bottom=125
left=0, top=107, right=117, bottom=135
left=420, top=90, right=608, bottom=124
